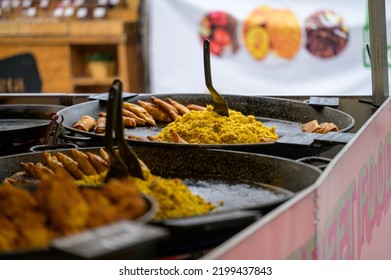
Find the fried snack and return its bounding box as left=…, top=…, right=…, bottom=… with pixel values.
left=35, top=170, right=89, bottom=234
left=20, top=162, right=53, bottom=181
left=147, top=135, right=165, bottom=142
left=123, top=102, right=156, bottom=126
left=73, top=115, right=96, bottom=132
left=186, top=104, right=206, bottom=111
left=71, top=149, right=98, bottom=176
left=2, top=171, right=39, bottom=186
left=150, top=96, right=180, bottom=121
left=98, top=112, right=106, bottom=117
left=80, top=189, right=118, bottom=228
left=99, top=148, right=111, bottom=165
left=12, top=211, right=49, bottom=250
left=86, top=152, right=108, bottom=174
left=55, top=152, right=85, bottom=180
left=171, top=130, right=188, bottom=144
left=0, top=215, right=18, bottom=252
left=166, top=97, right=190, bottom=115
left=123, top=116, right=137, bottom=128
left=0, top=184, right=37, bottom=218
left=43, top=152, right=73, bottom=178
left=122, top=109, right=147, bottom=125
left=137, top=100, right=171, bottom=123
left=94, top=117, right=106, bottom=134
left=302, top=119, right=321, bottom=133
left=128, top=135, right=149, bottom=141
left=319, top=122, right=339, bottom=133
left=102, top=178, right=147, bottom=220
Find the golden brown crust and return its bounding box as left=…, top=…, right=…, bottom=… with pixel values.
left=71, top=149, right=98, bottom=176
left=123, top=102, right=156, bottom=126
left=73, top=115, right=96, bottom=132
left=186, top=104, right=206, bottom=111
left=166, top=97, right=190, bottom=115
left=94, top=117, right=106, bottom=134
left=137, top=100, right=171, bottom=123
left=150, top=96, right=180, bottom=121
left=55, top=152, right=85, bottom=180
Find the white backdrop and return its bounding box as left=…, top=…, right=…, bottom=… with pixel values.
left=147, top=0, right=391, bottom=96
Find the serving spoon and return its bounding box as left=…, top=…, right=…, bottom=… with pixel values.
left=203, top=39, right=229, bottom=117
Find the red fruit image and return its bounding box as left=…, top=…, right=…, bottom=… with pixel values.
left=213, top=28, right=231, bottom=46
left=209, top=11, right=228, bottom=27
left=209, top=40, right=223, bottom=56
left=199, top=11, right=239, bottom=57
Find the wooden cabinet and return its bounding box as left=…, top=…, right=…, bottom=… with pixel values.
left=0, top=1, right=142, bottom=93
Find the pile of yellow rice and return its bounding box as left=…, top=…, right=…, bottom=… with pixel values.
left=156, top=105, right=278, bottom=144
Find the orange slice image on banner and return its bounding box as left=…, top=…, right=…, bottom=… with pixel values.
left=244, top=26, right=270, bottom=60
left=243, top=6, right=302, bottom=61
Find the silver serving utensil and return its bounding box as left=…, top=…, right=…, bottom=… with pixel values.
left=104, top=79, right=144, bottom=180
left=203, top=39, right=229, bottom=117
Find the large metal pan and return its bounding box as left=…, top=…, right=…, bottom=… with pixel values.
left=0, top=146, right=321, bottom=256
left=0, top=104, right=64, bottom=144
left=57, top=94, right=355, bottom=159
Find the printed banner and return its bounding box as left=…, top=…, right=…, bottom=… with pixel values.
left=148, top=0, right=391, bottom=96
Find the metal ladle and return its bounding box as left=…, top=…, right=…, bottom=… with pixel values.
left=203, top=39, right=229, bottom=117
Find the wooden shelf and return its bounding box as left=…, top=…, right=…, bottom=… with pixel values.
left=0, top=1, right=142, bottom=94
left=73, top=76, right=118, bottom=86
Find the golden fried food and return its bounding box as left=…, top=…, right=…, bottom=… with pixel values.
left=71, top=149, right=98, bottom=176
left=170, top=130, right=188, bottom=144
left=166, top=97, right=190, bottom=115
left=2, top=171, right=38, bottom=186
left=123, top=116, right=137, bottom=127
left=73, top=115, right=96, bottom=132
left=43, top=152, right=73, bottom=178
left=56, top=152, right=85, bottom=180
left=147, top=135, right=165, bottom=142
left=102, top=178, right=147, bottom=220
left=122, top=109, right=147, bottom=125
left=157, top=105, right=278, bottom=144
left=302, top=120, right=339, bottom=134
left=99, top=148, right=111, bottom=165
left=35, top=170, right=89, bottom=235
left=0, top=215, right=18, bottom=252
left=0, top=184, right=37, bottom=218
left=94, top=117, right=106, bottom=134
left=137, top=100, right=171, bottom=123
left=128, top=135, right=149, bottom=141
left=150, top=96, right=180, bottom=121
left=86, top=152, right=108, bottom=174
left=186, top=104, right=206, bottom=111
left=20, top=162, right=53, bottom=181
left=123, top=102, right=156, bottom=126
left=80, top=188, right=118, bottom=227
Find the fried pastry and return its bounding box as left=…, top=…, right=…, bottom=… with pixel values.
left=71, top=149, right=98, bottom=176
left=123, top=102, right=156, bottom=126
left=137, top=100, right=171, bottom=123
left=122, top=109, right=147, bottom=125
left=85, top=152, right=108, bottom=173
left=150, top=96, right=179, bottom=121
left=55, top=152, right=85, bottom=180
left=166, top=97, right=190, bottom=115
left=20, top=162, right=53, bottom=181
left=94, top=117, right=106, bottom=134
left=73, top=115, right=96, bottom=132
left=186, top=104, right=206, bottom=111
